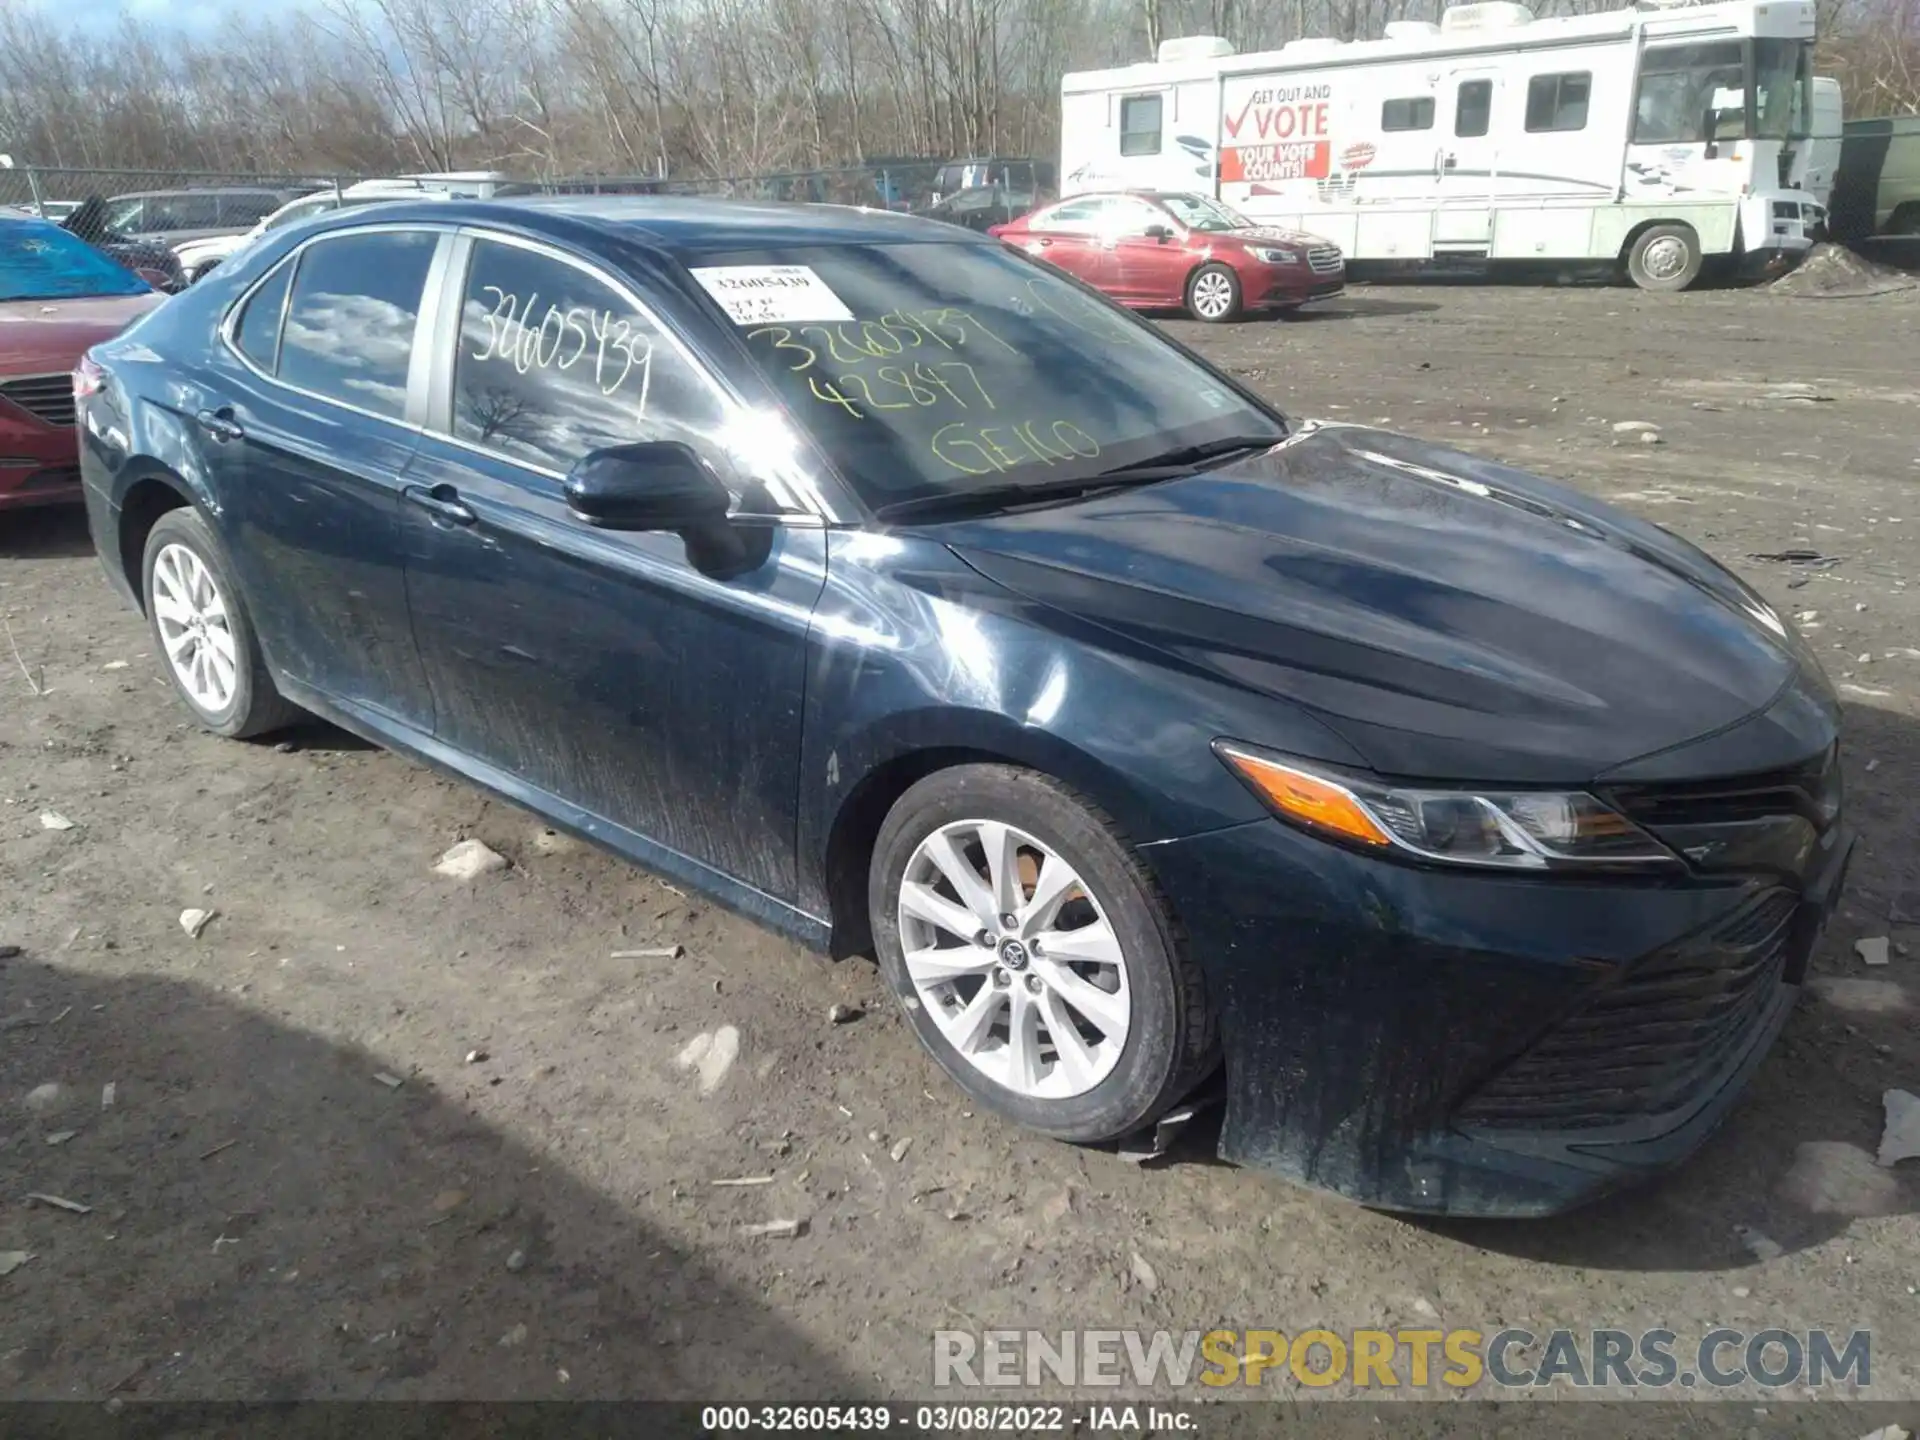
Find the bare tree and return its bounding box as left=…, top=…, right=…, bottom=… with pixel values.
left=2, top=0, right=1914, bottom=199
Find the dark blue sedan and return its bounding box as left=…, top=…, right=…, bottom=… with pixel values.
left=76, top=197, right=1851, bottom=1217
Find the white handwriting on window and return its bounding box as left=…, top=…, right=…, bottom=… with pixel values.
left=470, top=287, right=654, bottom=405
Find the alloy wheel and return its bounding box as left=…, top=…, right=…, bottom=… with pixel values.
left=151, top=542, right=239, bottom=714
left=1191, top=271, right=1235, bottom=319
left=896, top=819, right=1132, bottom=1099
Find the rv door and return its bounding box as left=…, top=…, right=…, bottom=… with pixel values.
left=1436, top=68, right=1500, bottom=247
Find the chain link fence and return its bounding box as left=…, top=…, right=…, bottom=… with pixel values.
left=0, top=166, right=364, bottom=222
left=0, top=157, right=1058, bottom=290
left=1, top=155, right=1055, bottom=218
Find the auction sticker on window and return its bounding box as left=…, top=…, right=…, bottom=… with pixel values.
left=691, top=265, right=854, bottom=325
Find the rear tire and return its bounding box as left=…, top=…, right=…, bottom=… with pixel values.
left=869, top=764, right=1216, bottom=1144
left=141, top=508, right=300, bottom=739
left=1625, top=224, right=1703, bottom=292
left=1185, top=263, right=1243, bottom=322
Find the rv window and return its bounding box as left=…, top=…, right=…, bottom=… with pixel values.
left=1455, top=80, right=1492, bottom=138
left=1633, top=42, right=1745, bottom=145
left=1525, top=72, right=1591, bottom=133
left=1381, top=97, right=1435, bottom=132
left=1120, top=94, right=1164, bottom=156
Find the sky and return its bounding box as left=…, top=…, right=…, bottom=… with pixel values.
left=22, top=0, right=303, bottom=35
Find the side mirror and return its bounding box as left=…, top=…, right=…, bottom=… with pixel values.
left=565, top=440, right=730, bottom=532
left=1145, top=224, right=1174, bottom=243
left=565, top=441, right=771, bottom=578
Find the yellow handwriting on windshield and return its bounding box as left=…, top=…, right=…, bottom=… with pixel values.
left=1020, top=278, right=1146, bottom=347
left=933, top=420, right=1100, bottom=476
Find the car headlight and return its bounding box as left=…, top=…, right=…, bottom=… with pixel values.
left=1248, top=246, right=1302, bottom=264
left=1214, top=741, right=1681, bottom=871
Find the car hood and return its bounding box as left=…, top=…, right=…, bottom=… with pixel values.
left=0, top=294, right=160, bottom=372
left=1225, top=226, right=1331, bottom=248
left=935, top=423, right=1826, bottom=783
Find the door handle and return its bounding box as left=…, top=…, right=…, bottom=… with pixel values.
left=1443, top=153, right=1459, bottom=169
left=195, top=407, right=243, bottom=443
left=402, top=484, right=476, bottom=527
left=1037, top=237, right=1053, bottom=247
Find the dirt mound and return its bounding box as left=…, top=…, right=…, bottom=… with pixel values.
left=1770, top=242, right=1917, bottom=298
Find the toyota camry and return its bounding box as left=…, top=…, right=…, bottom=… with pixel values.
left=76, top=198, right=1851, bottom=1217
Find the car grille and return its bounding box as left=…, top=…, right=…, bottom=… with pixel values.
left=1607, top=746, right=1842, bottom=833
left=1455, top=888, right=1797, bottom=1131
left=1308, top=246, right=1343, bottom=274
left=0, top=374, right=76, bottom=430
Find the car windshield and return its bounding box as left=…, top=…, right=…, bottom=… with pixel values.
left=1754, top=38, right=1813, bottom=140
left=0, top=221, right=150, bottom=302
left=1158, top=194, right=1248, bottom=232
left=707, top=240, right=1284, bottom=511
left=105, top=200, right=146, bottom=233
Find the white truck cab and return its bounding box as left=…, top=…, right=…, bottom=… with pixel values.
left=1061, top=0, right=1825, bottom=289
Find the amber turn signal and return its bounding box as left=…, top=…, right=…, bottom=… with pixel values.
left=1216, top=745, right=1393, bottom=847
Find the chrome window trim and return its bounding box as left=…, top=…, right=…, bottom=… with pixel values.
left=218, top=221, right=462, bottom=435
left=421, top=225, right=827, bottom=526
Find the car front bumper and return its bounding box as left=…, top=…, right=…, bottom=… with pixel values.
left=0, top=405, right=81, bottom=511
left=1246, top=263, right=1347, bottom=309
left=1143, top=808, right=1853, bottom=1218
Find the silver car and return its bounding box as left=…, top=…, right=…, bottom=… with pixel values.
left=102, top=188, right=303, bottom=250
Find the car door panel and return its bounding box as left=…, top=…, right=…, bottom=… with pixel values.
left=203, top=226, right=442, bottom=727
left=396, top=234, right=824, bottom=901
left=399, top=447, right=823, bottom=899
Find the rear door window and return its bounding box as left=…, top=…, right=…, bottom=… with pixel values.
left=233, top=259, right=295, bottom=371
left=276, top=229, right=438, bottom=420
left=149, top=195, right=220, bottom=230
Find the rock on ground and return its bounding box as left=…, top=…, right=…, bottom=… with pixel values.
left=434, top=839, right=509, bottom=880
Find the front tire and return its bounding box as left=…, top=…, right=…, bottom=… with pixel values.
left=1625, top=223, right=1703, bottom=292
left=1185, top=263, right=1243, bottom=322
left=142, top=507, right=300, bottom=739
left=869, top=764, right=1216, bottom=1143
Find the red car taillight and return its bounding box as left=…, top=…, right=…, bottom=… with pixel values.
left=73, top=354, right=106, bottom=402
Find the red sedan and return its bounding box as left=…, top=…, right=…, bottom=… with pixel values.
left=2, top=217, right=160, bottom=512
left=990, top=191, right=1344, bottom=323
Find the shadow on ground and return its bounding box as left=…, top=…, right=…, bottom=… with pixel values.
left=0, top=955, right=856, bottom=1400
left=1286, top=297, right=1442, bottom=321
left=0, top=504, right=93, bottom=560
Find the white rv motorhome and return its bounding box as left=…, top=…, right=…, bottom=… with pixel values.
left=1801, top=75, right=1843, bottom=209
left=1060, top=0, right=1824, bottom=290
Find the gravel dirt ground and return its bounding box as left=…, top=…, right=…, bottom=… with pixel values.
left=3, top=281, right=1918, bottom=1422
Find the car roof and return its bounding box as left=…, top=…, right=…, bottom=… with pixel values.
left=108, top=186, right=292, bottom=201
left=308, top=195, right=985, bottom=253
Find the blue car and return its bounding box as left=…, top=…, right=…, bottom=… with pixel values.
left=77, top=198, right=1850, bottom=1217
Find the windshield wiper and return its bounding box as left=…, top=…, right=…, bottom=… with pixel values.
left=872, top=474, right=1150, bottom=525
left=1092, top=434, right=1281, bottom=482
left=872, top=435, right=1283, bottom=525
